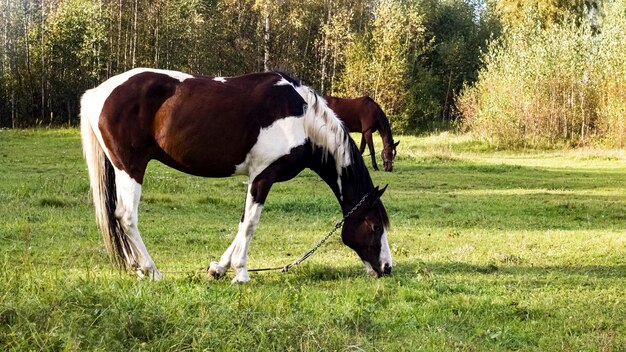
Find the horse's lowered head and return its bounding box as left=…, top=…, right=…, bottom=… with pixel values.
left=381, top=141, right=399, bottom=172
left=341, top=185, right=392, bottom=277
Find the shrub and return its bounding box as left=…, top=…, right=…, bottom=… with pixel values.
left=458, top=1, right=626, bottom=148
left=459, top=12, right=594, bottom=148
left=595, top=0, right=626, bottom=147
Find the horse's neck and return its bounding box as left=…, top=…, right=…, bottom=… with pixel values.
left=307, top=145, right=369, bottom=214
left=377, top=116, right=394, bottom=148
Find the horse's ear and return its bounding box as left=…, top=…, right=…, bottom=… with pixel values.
left=394, top=141, right=400, bottom=147
left=377, top=184, right=388, bottom=197
left=367, top=185, right=388, bottom=208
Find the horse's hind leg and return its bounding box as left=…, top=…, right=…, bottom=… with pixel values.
left=364, top=130, right=379, bottom=170
left=115, top=169, right=162, bottom=280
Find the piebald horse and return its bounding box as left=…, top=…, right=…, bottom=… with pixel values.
left=324, top=96, right=399, bottom=172
left=81, top=68, right=392, bottom=283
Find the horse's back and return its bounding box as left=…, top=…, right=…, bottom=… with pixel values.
left=86, top=69, right=307, bottom=181
left=324, top=95, right=380, bottom=133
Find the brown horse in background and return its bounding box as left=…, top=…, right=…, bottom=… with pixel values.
left=324, top=96, right=399, bottom=172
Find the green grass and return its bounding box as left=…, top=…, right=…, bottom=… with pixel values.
left=1, top=128, right=625, bottom=351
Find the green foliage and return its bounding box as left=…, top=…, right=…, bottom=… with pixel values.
left=0, top=0, right=497, bottom=136
left=2, top=129, right=626, bottom=350
left=416, top=0, right=501, bottom=124
left=493, top=0, right=600, bottom=28
left=459, top=0, right=626, bottom=148
left=339, top=0, right=428, bottom=133
left=595, top=0, right=626, bottom=146
left=39, top=0, right=106, bottom=124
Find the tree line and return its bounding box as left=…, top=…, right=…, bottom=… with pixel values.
left=1, top=0, right=615, bottom=146
left=0, top=0, right=499, bottom=131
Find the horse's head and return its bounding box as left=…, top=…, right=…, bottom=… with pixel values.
left=381, top=141, right=399, bottom=172
left=341, top=185, right=392, bottom=277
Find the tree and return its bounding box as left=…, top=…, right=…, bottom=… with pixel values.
left=340, top=0, right=427, bottom=132
left=408, top=0, right=501, bottom=127
left=34, top=0, right=106, bottom=125
left=493, top=0, right=601, bottom=28
left=0, top=0, right=502, bottom=132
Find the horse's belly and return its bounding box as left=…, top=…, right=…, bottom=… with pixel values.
left=155, top=115, right=306, bottom=179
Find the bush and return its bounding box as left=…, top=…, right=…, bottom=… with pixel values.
left=458, top=1, right=626, bottom=148
left=595, top=0, right=626, bottom=147
left=459, top=13, right=594, bottom=148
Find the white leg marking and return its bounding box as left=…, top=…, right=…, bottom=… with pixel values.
left=209, top=184, right=264, bottom=283
left=114, top=169, right=162, bottom=280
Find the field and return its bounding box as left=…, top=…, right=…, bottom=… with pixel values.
left=1, top=129, right=625, bottom=351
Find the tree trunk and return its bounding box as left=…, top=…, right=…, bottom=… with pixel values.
left=132, top=0, right=138, bottom=68
left=117, top=0, right=122, bottom=70
left=40, top=0, right=45, bottom=122
left=263, top=1, right=270, bottom=72
left=320, top=5, right=331, bottom=94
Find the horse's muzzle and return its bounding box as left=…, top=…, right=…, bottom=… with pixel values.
left=383, top=263, right=392, bottom=275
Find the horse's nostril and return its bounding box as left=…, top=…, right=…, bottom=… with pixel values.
left=383, top=263, right=392, bottom=275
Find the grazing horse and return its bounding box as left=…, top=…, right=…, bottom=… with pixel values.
left=324, top=96, right=399, bottom=172
left=81, top=68, right=392, bottom=283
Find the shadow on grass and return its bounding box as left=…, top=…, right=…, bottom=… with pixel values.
left=392, top=261, right=626, bottom=280
left=251, top=260, right=626, bottom=283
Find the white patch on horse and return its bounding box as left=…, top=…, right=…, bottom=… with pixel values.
left=81, top=67, right=193, bottom=171
left=380, top=227, right=392, bottom=270
left=361, top=227, right=392, bottom=277
left=274, top=77, right=292, bottom=86
left=294, top=86, right=351, bottom=199
left=213, top=77, right=227, bottom=83
left=234, top=116, right=307, bottom=177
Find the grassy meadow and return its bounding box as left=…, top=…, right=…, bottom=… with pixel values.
left=1, top=128, right=625, bottom=351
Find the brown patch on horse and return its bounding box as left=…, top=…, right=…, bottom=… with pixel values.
left=98, top=71, right=306, bottom=183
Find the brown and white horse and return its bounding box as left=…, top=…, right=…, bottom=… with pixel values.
left=81, top=68, right=392, bottom=282
left=324, top=96, right=399, bottom=172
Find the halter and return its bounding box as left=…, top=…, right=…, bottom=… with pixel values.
left=247, top=192, right=370, bottom=273
left=381, top=146, right=395, bottom=165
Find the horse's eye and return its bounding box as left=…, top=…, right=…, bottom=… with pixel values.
left=373, top=224, right=382, bottom=233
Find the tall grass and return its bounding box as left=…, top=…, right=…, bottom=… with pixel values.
left=459, top=1, right=626, bottom=148
left=596, top=0, right=626, bottom=146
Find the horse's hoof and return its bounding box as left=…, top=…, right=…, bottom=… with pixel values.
left=136, top=266, right=163, bottom=281
left=207, top=261, right=227, bottom=279
left=231, top=270, right=250, bottom=283
left=150, top=269, right=163, bottom=281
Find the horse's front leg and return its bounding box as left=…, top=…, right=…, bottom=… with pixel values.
left=208, top=179, right=271, bottom=283
left=359, top=133, right=367, bottom=154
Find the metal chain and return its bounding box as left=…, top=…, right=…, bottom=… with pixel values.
left=248, top=192, right=370, bottom=273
